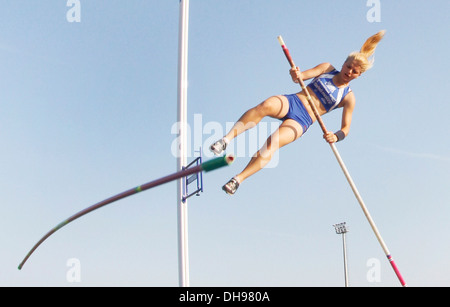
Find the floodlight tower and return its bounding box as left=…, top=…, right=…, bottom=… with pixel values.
left=333, top=222, right=349, bottom=287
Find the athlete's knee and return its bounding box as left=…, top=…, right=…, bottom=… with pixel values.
left=252, top=149, right=274, bottom=166
left=258, top=136, right=280, bottom=159
left=257, top=96, right=285, bottom=117
left=254, top=100, right=271, bottom=116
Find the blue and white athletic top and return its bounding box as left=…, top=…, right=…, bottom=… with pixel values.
left=308, top=69, right=352, bottom=113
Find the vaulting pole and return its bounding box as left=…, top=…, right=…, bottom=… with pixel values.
left=177, top=0, right=190, bottom=287
left=18, top=155, right=234, bottom=270
left=277, top=36, right=407, bottom=287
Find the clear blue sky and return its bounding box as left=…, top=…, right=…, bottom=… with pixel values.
left=2, top=0, right=449, bottom=286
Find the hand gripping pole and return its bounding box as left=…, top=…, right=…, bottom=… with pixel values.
left=277, top=36, right=406, bottom=287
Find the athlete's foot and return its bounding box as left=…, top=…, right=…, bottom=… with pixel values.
left=222, top=178, right=240, bottom=195
left=210, top=138, right=228, bottom=156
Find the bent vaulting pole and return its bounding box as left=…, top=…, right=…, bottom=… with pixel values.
left=18, top=155, right=235, bottom=270
left=277, top=36, right=407, bottom=287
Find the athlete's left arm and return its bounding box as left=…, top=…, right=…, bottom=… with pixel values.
left=339, top=92, right=356, bottom=137
left=323, top=92, right=355, bottom=143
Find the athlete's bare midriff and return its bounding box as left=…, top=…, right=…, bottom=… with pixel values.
left=296, top=88, right=328, bottom=124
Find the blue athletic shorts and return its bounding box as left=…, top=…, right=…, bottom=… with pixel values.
left=280, top=94, right=313, bottom=134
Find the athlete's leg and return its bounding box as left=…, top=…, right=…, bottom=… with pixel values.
left=234, top=119, right=304, bottom=184
left=224, top=95, right=289, bottom=141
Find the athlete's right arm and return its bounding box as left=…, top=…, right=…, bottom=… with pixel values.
left=289, top=62, right=333, bottom=83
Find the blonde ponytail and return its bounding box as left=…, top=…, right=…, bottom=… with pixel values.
left=346, top=30, right=386, bottom=73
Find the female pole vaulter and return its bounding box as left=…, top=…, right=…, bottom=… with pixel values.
left=210, top=31, right=385, bottom=195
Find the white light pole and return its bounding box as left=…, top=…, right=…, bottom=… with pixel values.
left=177, top=0, right=190, bottom=287
left=333, top=222, right=349, bottom=287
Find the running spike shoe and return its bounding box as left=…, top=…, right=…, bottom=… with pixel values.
left=210, top=139, right=227, bottom=156
left=222, top=178, right=240, bottom=195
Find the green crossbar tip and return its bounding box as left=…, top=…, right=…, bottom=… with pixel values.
left=202, top=154, right=235, bottom=172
